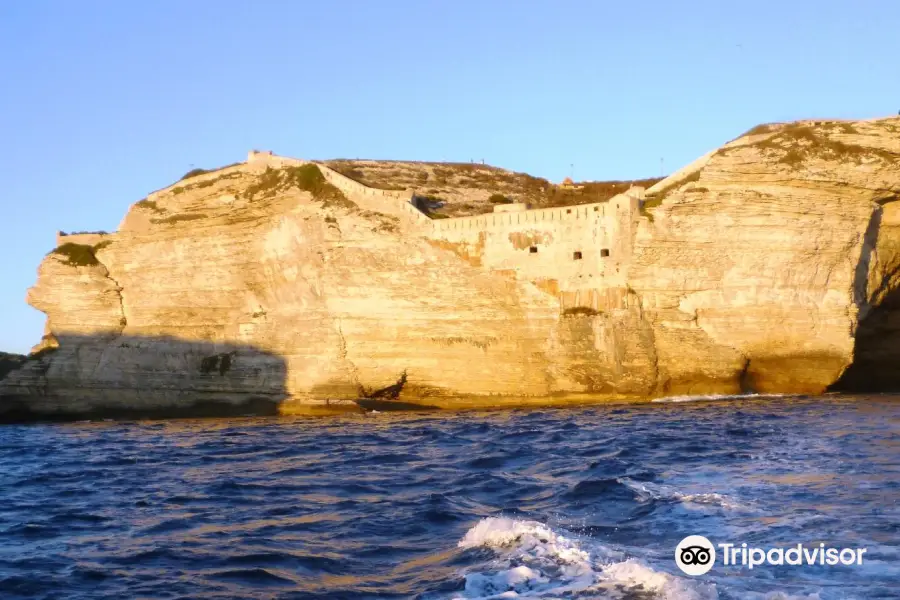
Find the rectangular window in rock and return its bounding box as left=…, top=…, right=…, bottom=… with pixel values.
left=600, top=249, right=610, bottom=257
left=573, top=251, right=583, bottom=260
left=530, top=246, right=538, bottom=253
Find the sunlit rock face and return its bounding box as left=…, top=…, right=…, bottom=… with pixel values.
left=3, top=118, right=900, bottom=418
left=631, top=118, right=900, bottom=395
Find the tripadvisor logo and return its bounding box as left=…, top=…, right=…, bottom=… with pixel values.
left=675, top=535, right=868, bottom=576
left=675, top=535, right=716, bottom=575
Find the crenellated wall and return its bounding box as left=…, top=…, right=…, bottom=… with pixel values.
left=246, top=150, right=307, bottom=171
left=315, top=163, right=427, bottom=225
left=421, top=190, right=645, bottom=309
left=240, top=152, right=645, bottom=310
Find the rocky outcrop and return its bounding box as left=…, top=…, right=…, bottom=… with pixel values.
left=632, top=118, right=900, bottom=394
left=0, top=353, right=26, bottom=382
left=3, top=118, right=900, bottom=419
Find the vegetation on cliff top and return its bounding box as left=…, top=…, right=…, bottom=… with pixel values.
left=178, top=162, right=242, bottom=181
left=728, top=121, right=899, bottom=167
left=50, top=243, right=101, bottom=267
left=639, top=171, right=702, bottom=221
left=151, top=213, right=209, bottom=225
left=135, top=199, right=162, bottom=212
left=326, top=158, right=662, bottom=218
left=243, top=165, right=358, bottom=211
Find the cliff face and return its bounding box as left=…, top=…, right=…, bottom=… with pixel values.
left=632, top=119, right=900, bottom=394
left=3, top=118, right=900, bottom=418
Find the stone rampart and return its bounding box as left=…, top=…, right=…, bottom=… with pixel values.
left=427, top=191, right=641, bottom=237
left=316, top=163, right=425, bottom=224
left=315, top=163, right=411, bottom=201
left=246, top=150, right=306, bottom=172
left=422, top=191, right=644, bottom=309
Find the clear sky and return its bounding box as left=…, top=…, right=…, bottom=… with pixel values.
left=1, top=1, right=898, bottom=353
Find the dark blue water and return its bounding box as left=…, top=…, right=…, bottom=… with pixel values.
left=0, top=395, right=898, bottom=599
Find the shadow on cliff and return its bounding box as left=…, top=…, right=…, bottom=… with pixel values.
left=831, top=283, right=900, bottom=391
left=832, top=198, right=900, bottom=392
left=0, top=333, right=289, bottom=424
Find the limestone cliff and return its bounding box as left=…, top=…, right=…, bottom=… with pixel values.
left=633, top=118, right=900, bottom=394
left=2, top=117, right=899, bottom=419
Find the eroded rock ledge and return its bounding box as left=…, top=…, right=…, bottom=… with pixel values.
left=3, top=118, right=900, bottom=420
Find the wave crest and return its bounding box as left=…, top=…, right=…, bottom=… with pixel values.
left=453, top=517, right=717, bottom=599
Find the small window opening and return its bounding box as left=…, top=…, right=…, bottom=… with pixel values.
left=573, top=251, right=583, bottom=260
left=566, top=209, right=572, bottom=214
left=593, top=206, right=599, bottom=212
left=600, top=248, right=610, bottom=257
left=529, top=246, right=538, bottom=253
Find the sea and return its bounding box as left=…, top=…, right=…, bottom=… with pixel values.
left=0, top=394, right=897, bottom=599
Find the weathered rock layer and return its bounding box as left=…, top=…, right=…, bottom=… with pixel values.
left=3, top=118, right=900, bottom=418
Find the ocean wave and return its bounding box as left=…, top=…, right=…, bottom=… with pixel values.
left=453, top=517, right=717, bottom=599
left=617, top=478, right=748, bottom=511
left=651, top=393, right=790, bottom=404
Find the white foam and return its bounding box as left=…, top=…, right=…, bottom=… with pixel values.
left=453, top=517, right=717, bottom=599
left=745, top=593, right=822, bottom=600
left=651, top=393, right=788, bottom=404
left=618, top=478, right=748, bottom=511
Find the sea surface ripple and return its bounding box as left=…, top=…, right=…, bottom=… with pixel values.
left=0, top=395, right=898, bottom=599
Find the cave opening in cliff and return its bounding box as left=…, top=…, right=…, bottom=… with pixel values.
left=530, top=246, right=538, bottom=253
left=573, top=251, right=582, bottom=260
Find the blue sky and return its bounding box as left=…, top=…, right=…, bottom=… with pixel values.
left=1, top=1, right=898, bottom=353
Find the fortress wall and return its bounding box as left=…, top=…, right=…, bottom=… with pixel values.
left=481, top=212, right=616, bottom=289
left=398, top=197, right=433, bottom=228
left=246, top=150, right=306, bottom=170
left=316, top=164, right=410, bottom=200
left=316, top=163, right=421, bottom=222
left=424, top=193, right=643, bottom=307
left=429, top=201, right=615, bottom=237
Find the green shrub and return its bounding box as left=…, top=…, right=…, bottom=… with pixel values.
left=238, top=165, right=357, bottom=210
left=283, top=164, right=324, bottom=191
left=243, top=167, right=283, bottom=200
left=135, top=199, right=162, bottom=212
left=739, top=123, right=778, bottom=138
left=283, top=165, right=357, bottom=210
left=489, top=193, right=512, bottom=204
left=51, top=243, right=100, bottom=267
left=180, top=168, right=211, bottom=180
left=151, top=213, right=208, bottom=225
left=834, top=122, right=859, bottom=135
left=742, top=123, right=898, bottom=167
